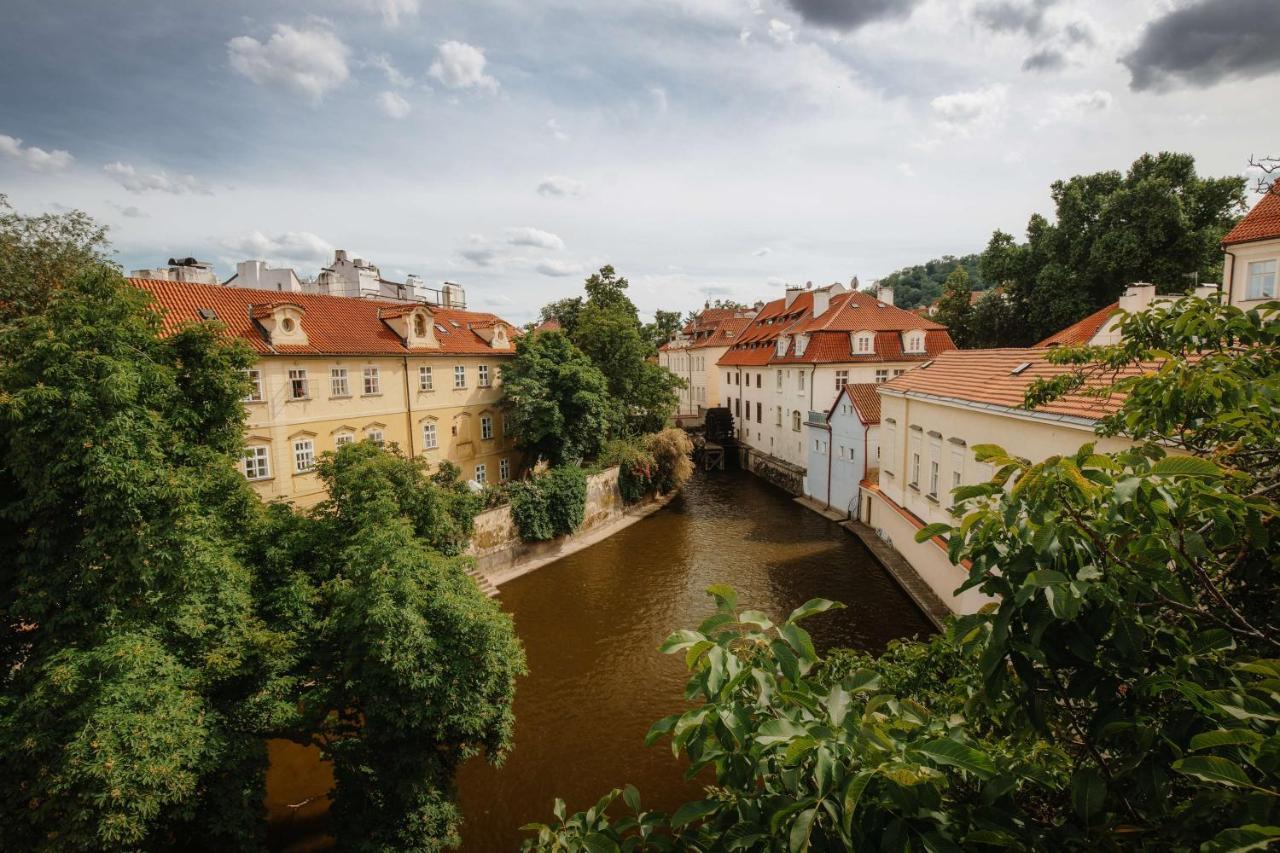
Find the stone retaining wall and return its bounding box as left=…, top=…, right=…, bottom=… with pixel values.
left=468, top=466, right=633, bottom=580
left=740, top=447, right=805, bottom=496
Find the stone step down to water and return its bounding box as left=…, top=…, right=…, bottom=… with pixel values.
left=466, top=566, right=499, bottom=598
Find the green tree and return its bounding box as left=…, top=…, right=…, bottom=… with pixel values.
left=0, top=265, right=281, bottom=851
left=644, top=309, right=683, bottom=352
left=525, top=295, right=1280, bottom=851
left=965, top=290, right=1021, bottom=349
left=260, top=442, right=525, bottom=851
left=502, top=330, right=614, bottom=464
left=572, top=267, right=682, bottom=435
left=0, top=195, right=112, bottom=322
left=877, top=253, right=987, bottom=310
left=537, top=296, right=585, bottom=337
left=932, top=266, right=975, bottom=346
left=981, top=152, right=1247, bottom=345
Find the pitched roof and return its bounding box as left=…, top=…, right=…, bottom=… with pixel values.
left=1222, top=190, right=1280, bottom=246
left=880, top=348, right=1131, bottom=422
left=794, top=290, right=946, bottom=334
left=840, top=383, right=881, bottom=425
left=1035, top=303, right=1120, bottom=348
left=689, top=316, right=753, bottom=349
left=132, top=278, right=517, bottom=357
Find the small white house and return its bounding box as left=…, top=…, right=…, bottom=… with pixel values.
left=803, top=383, right=880, bottom=517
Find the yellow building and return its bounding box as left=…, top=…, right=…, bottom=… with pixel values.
left=135, top=278, right=522, bottom=506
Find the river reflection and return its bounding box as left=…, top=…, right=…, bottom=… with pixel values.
left=453, top=468, right=933, bottom=850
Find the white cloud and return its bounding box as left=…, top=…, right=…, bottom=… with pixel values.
left=752, top=247, right=772, bottom=257
left=459, top=233, right=498, bottom=266
left=649, top=85, right=670, bottom=113
left=428, top=41, right=499, bottom=92
left=739, top=28, right=753, bottom=43
left=537, top=175, right=586, bottom=198
left=930, top=84, right=1008, bottom=134
left=368, top=53, right=412, bottom=87
left=220, top=230, right=334, bottom=265
left=346, top=0, right=420, bottom=27
left=1036, top=89, right=1113, bottom=127
left=768, top=19, right=795, bottom=44
left=227, top=24, right=350, bottom=104
left=377, top=90, right=412, bottom=119
left=104, top=161, right=212, bottom=195
left=0, top=134, right=73, bottom=172
left=108, top=202, right=148, bottom=218
left=506, top=227, right=565, bottom=250
left=536, top=259, right=584, bottom=277
left=897, top=161, right=917, bottom=178
left=547, top=118, right=570, bottom=141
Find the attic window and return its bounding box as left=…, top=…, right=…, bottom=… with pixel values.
left=281, top=317, right=295, bottom=333
left=920, top=360, right=934, bottom=369
left=197, top=308, right=217, bottom=321
left=450, top=321, right=461, bottom=328
left=1011, top=362, right=1031, bottom=375
left=435, top=323, right=447, bottom=333
left=414, top=315, right=427, bottom=337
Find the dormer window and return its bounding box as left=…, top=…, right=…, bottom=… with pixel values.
left=903, top=330, right=926, bottom=354
left=281, top=318, right=295, bottom=333
left=380, top=306, right=437, bottom=348
left=795, top=335, right=809, bottom=357
left=252, top=301, right=308, bottom=347
left=854, top=331, right=874, bottom=354
left=414, top=315, right=427, bottom=337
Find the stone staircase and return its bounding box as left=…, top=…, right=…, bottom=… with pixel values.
left=466, top=565, right=499, bottom=598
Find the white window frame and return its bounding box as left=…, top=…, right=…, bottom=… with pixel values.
left=835, top=370, right=849, bottom=390
left=335, top=432, right=355, bottom=448
left=798, top=371, right=806, bottom=391
left=1247, top=259, right=1277, bottom=300
left=288, top=368, right=308, bottom=400
left=929, top=459, right=940, bottom=498
left=362, top=366, right=381, bottom=396
left=478, top=364, right=491, bottom=387
left=481, top=415, right=493, bottom=440
left=243, top=445, right=270, bottom=480
left=243, top=369, right=263, bottom=402
left=422, top=421, right=438, bottom=449
left=474, top=463, right=487, bottom=484
left=454, top=365, right=467, bottom=389
left=330, top=367, right=349, bottom=397
left=499, top=458, right=510, bottom=481
left=856, top=333, right=873, bottom=354
left=418, top=365, right=434, bottom=391
left=366, top=429, right=385, bottom=447
left=293, top=439, right=315, bottom=473
left=875, top=369, right=889, bottom=383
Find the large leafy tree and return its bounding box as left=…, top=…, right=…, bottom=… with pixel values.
left=643, top=309, right=683, bottom=353
left=525, top=295, right=1280, bottom=851
left=502, top=330, right=614, bottom=465
left=0, top=204, right=525, bottom=850
left=876, top=253, right=987, bottom=310
left=255, top=443, right=525, bottom=851
left=932, top=266, right=975, bottom=347
left=981, top=152, right=1247, bottom=345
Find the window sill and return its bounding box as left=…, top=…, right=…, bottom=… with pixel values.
left=287, top=397, right=312, bottom=403
left=908, top=483, right=920, bottom=492
left=361, top=393, right=383, bottom=398
left=246, top=476, right=274, bottom=483
left=295, top=469, right=317, bottom=476
left=243, top=399, right=266, bottom=405
left=330, top=394, right=351, bottom=399
left=453, top=386, right=468, bottom=391
left=926, top=494, right=940, bottom=504
left=479, top=384, right=493, bottom=389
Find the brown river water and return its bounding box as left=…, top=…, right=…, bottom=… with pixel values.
left=266, top=468, right=934, bottom=851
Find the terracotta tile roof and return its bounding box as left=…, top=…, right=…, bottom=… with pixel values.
left=841, top=383, right=881, bottom=425
left=880, top=348, right=1133, bottom=422
left=1035, top=302, right=1120, bottom=348
left=534, top=317, right=562, bottom=332
left=689, top=316, right=753, bottom=349
left=132, top=278, right=518, bottom=357
left=719, top=287, right=955, bottom=366
left=1222, top=191, right=1280, bottom=246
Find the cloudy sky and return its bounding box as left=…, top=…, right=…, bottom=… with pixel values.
left=2, top=0, right=1277, bottom=322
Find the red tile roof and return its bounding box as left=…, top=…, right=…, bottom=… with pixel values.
left=1035, top=302, right=1120, bottom=348
left=689, top=316, right=753, bottom=349
left=795, top=290, right=947, bottom=334
left=132, top=278, right=518, bottom=357
left=880, top=348, right=1133, bottom=421
left=841, top=383, right=881, bottom=425
left=1222, top=190, right=1280, bottom=246
left=534, top=317, right=562, bottom=332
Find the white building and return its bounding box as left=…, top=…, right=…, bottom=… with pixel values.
left=804, top=383, right=880, bottom=517
left=224, top=260, right=306, bottom=293
left=1222, top=190, right=1279, bottom=308
left=130, top=257, right=218, bottom=284
left=1037, top=282, right=1221, bottom=348
left=314, top=249, right=467, bottom=308
left=718, top=282, right=955, bottom=493
left=658, top=306, right=756, bottom=420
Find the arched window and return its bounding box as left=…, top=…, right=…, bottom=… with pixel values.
left=413, top=314, right=427, bottom=337
left=792, top=410, right=801, bottom=432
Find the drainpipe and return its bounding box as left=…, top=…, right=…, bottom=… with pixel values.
left=1223, top=249, right=1236, bottom=307
left=402, top=355, right=416, bottom=458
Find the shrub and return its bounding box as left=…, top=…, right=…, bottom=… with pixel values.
left=599, top=438, right=657, bottom=504
left=646, top=428, right=694, bottom=494
left=508, top=465, right=588, bottom=542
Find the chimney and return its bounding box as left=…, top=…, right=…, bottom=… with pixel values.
left=334, top=249, right=348, bottom=263
left=784, top=284, right=803, bottom=308
left=875, top=284, right=895, bottom=306
left=812, top=285, right=834, bottom=317
left=1119, top=282, right=1156, bottom=314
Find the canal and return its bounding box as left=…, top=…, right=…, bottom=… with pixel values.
left=267, top=468, right=934, bottom=850
left=454, top=468, right=933, bottom=850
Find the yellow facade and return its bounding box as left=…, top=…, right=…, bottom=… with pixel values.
left=242, top=353, right=520, bottom=505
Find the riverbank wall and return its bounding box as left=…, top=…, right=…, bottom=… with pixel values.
left=467, top=466, right=676, bottom=590
left=738, top=447, right=805, bottom=496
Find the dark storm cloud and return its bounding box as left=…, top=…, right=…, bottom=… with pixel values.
left=782, top=0, right=922, bottom=31
left=1022, top=48, right=1066, bottom=72
left=1123, top=0, right=1280, bottom=91
left=973, top=0, right=1056, bottom=36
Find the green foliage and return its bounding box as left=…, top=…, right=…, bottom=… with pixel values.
left=600, top=438, right=658, bottom=504
left=509, top=465, right=589, bottom=542
left=0, top=194, right=112, bottom=322
left=0, top=204, right=525, bottom=850
left=643, top=309, right=683, bottom=353
left=0, top=265, right=275, bottom=850
left=526, top=296, right=1280, bottom=851
left=877, top=253, right=987, bottom=310
left=538, top=296, right=585, bottom=338
left=932, top=266, right=975, bottom=347
left=965, top=289, right=1022, bottom=349
left=502, top=330, right=614, bottom=465
left=980, top=152, right=1247, bottom=345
